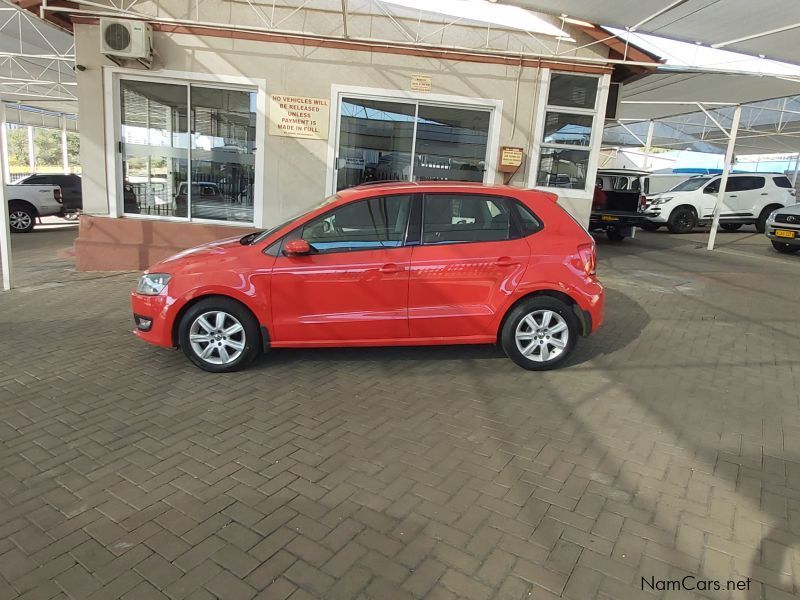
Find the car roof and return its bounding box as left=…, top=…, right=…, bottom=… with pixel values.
left=597, top=169, right=649, bottom=176
left=338, top=181, right=530, bottom=199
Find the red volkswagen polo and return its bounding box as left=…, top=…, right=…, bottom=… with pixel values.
left=131, top=182, right=603, bottom=372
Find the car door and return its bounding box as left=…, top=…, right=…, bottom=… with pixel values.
left=730, top=176, right=766, bottom=216
left=408, top=193, right=530, bottom=340
left=700, top=177, right=735, bottom=219
left=270, top=194, right=413, bottom=344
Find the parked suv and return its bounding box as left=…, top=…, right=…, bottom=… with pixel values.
left=131, top=183, right=604, bottom=372
left=765, top=203, right=800, bottom=254
left=642, top=174, right=796, bottom=233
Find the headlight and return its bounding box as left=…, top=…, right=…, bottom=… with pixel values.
left=649, top=196, right=673, bottom=205
left=136, top=273, right=171, bottom=296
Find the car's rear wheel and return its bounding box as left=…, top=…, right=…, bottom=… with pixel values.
left=667, top=207, right=697, bottom=234
left=640, top=222, right=660, bottom=232
left=501, top=297, right=578, bottom=371
left=9, top=204, right=35, bottom=233
left=771, top=241, right=799, bottom=254
left=720, top=223, right=742, bottom=231
left=606, top=228, right=626, bottom=242
left=178, top=297, right=261, bottom=372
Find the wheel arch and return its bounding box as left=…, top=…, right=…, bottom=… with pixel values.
left=171, top=293, right=270, bottom=352
left=8, top=199, right=39, bottom=215
left=497, top=289, right=589, bottom=342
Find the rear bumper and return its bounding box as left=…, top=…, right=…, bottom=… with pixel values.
left=573, top=278, right=604, bottom=335
left=589, top=211, right=654, bottom=230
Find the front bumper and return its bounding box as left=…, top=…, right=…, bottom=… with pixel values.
left=131, top=292, right=175, bottom=348
left=766, top=223, right=800, bottom=245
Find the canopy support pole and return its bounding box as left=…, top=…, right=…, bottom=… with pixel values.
left=0, top=102, right=12, bottom=290
left=61, top=114, right=68, bottom=174
left=643, top=120, right=654, bottom=170
left=707, top=104, right=741, bottom=251
left=791, top=153, right=800, bottom=188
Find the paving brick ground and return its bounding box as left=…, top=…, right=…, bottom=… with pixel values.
left=1, top=223, right=800, bottom=599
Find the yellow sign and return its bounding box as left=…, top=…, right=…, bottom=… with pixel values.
left=411, top=74, right=432, bottom=92
left=499, top=146, right=524, bottom=172
left=269, top=95, right=330, bottom=140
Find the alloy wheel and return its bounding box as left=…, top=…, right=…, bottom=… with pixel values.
left=514, top=310, right=569, bottom=363
left=188, top=311, right=246, bottom=365
left=10, top=211, right=32, bottom=231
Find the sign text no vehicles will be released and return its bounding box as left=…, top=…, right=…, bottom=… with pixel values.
left=269, top=95, right=330, bottom=140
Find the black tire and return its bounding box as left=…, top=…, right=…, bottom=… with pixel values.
left=667, top=207, right=697, bottom=234
left=501, top=297, right=579, bottom=371
left=720, top=223, right=742, bottom=232
left=771, top=241, right=799, bottom=254
left=756, top=205, right=782, bottom=234
left=640, top=222, right=660, bottom=232
left=178, top=296, right=261, bottom=373
left=606, top=229, right=626, bottom=242
left=8, top=203, right=35, bottom=233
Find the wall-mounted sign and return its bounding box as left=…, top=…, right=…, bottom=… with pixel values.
left=498, top=146, right=524, bottom=173
left=411, top=74, right=432, bottom=92
left=269, top=95, right=330, bottom=140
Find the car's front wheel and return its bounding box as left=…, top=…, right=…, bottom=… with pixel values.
left=667, top=207, right=697, bottom=234
left=501, top=297, right=578, bottom=371
left=178, top=297, right=261, bottom=372
left=771, top=241, right=799, bottom=254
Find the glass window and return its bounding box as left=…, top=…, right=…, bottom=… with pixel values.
left=536, top=148, right=589, bottom=189
left=422, top=194, right=511, bottom=244
left=774, top=176, right=792, bottom=189
left=335, top=98, right=491, bottom=191
left=542, top=112, right=593, bottom=146
left=512, top=202, right=542, bottom=236
left=413, top=105, right=489, bottom=183
left=120, top=79, right=257, bottom=223
left=537, top=73, right=599, bottom=191
left=670, top=176, right=711, bottom=192
left=547, top=74, right=598, bottom=110
left=189, top=87, right=256, bottom=223
left=336, top=98, right=416, bottom=191
left=121, top=80, right=188, bottom=217
left=301, top=195, right=411, bottom=253
left=737, top=176, right=764, bottom=191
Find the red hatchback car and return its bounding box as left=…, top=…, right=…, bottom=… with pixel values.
left=131, top=182, right=603, bottom=372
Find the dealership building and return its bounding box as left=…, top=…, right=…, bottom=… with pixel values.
left=63, top=1, right=655, bottom=269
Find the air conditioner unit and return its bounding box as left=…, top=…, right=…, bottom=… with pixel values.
left=100, top=19, right=153, bottom=67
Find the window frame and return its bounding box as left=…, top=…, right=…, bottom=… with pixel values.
left=327, top=85, right=503, bottom=196
left=419, top=192, right=537, bottom=247
left=528, top=70, right=609, bottom=197
left=281, top=193, right=417, bottom=256
left=105, top=68, right=266, bottom=227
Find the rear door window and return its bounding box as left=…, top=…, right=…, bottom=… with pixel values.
left=422, top=194, right=512, bottom=244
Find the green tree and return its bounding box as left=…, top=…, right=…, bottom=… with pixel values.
left=6, top=126, right=29, bottom=167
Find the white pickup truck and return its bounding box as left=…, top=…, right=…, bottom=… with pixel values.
left=5, top=182, right=63, bottom=233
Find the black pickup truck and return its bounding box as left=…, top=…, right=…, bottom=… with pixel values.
left=589, top=169, right=655, bottom=241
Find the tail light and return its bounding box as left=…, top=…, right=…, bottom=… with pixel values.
left=577, top=243, right=596, bottom=276
left=54, top=188, right=63, bottom=203
left=639, top=194, right=647, bottom=211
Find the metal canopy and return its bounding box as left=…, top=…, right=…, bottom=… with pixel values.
left=504, top=0, right=800, bottom=66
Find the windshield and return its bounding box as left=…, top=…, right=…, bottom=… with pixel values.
left=248, top=194, right=340, bottom=244
left=669, top=177, right=712, bottom=192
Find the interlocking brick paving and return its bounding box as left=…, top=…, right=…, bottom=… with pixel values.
left=1, top=225, right=799, bottom=599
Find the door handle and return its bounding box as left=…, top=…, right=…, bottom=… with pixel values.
left=761, top=192, right=769, bottom=195
left=729, top=195, right=737, bottom=198
left=380, top=263, right=403, bottom=274
left=494, top=257, right=517, bottom=267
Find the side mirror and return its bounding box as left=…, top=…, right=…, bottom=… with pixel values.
left=284, top=239, right=313, bottom=256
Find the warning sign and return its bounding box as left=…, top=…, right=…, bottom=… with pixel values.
left=269, top=95, right=330, bottom=140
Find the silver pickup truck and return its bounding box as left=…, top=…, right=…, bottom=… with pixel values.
left=5, top=182, right=64, bottom=233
